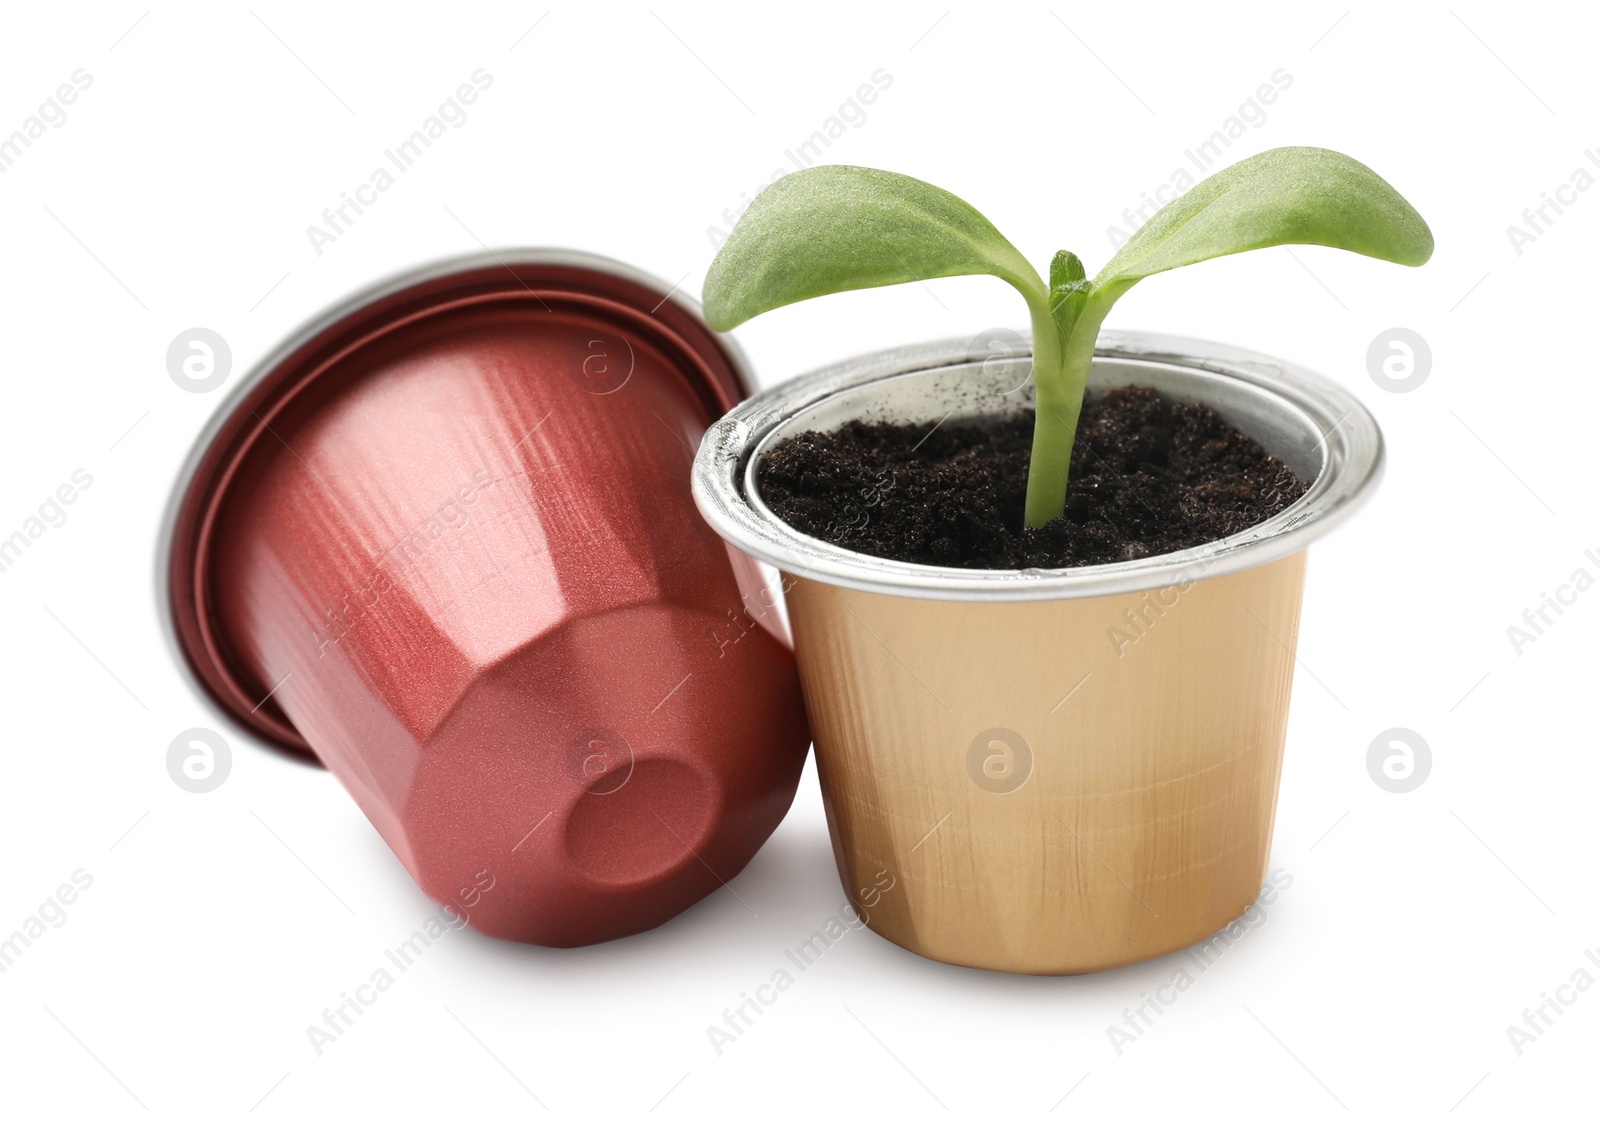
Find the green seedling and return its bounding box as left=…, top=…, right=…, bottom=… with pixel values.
left=703, top=147, right=1433, bottom=528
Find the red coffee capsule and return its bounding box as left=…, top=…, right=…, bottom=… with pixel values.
left=162, top=251, right=810, bottom=946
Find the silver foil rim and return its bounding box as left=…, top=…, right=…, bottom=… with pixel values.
left=691, top=330, right=1383, bottom=602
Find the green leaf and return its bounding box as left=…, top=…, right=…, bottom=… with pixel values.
left=1047, top=249, right=1092, bottom=340
left=702, top=165, right=1043, bottom=331
left=1049, top=249, right=1088, bottom=293
left=1094, top=147, right=1434, bottom=295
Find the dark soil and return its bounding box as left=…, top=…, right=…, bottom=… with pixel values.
left=754, top=386, right=1310, bottom=570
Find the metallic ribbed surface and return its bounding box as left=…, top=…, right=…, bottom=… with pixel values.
left=163, top=252, right=810, bottom=947
left=693, top=332, right=1382, bottom=601
left=790, top=553, right=1306, bottom=974
left=692, top=336, right=1381, bottom=973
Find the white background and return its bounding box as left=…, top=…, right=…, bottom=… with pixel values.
left=1, top=2, right=1594, bottom=1117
